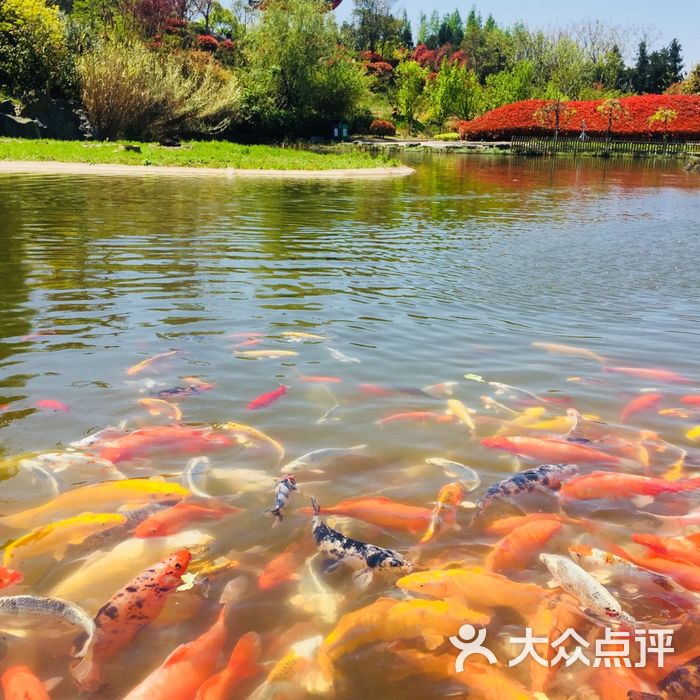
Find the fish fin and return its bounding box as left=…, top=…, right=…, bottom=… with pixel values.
left=421, top=631, right=444, bottom=651
left=352, top=568, right=374, bottom=591
left=458, top=501, right=477, bottom=510
left=320, top=559, right=342, bottom=575
left=310, top=496, right=321, bottom=516
left=546, top=579, right=561, bottom=589
left=632, top=495, right=655, bottom=508
left=44, top=677, right=63, bottom=692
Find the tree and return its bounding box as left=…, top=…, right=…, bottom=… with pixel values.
left=394, top=59, right=426, bottom=133
left=0, top=0, right=69, bottom=97
left=351, top=0, right=401, bottom=54
left=483, top=60, right=533, bottom=111
left=633, top=40, right=650, bottom=93
left=648, top=107, right=677, bottom=141
left=666, top=39, right=684, bottom=84
left=534, top=96, right=576, bottom=139
left=683, top=63, right=700, bottom=94
left=596, top=98, right=627, bottom=140
left=595, top=44, right=626, bottom=91
left=398, top=9, right=412, bottom=48
left=428, top=59, right=481, bottom=124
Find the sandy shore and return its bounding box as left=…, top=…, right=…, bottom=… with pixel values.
left=0, top=160, right=414, bottom=179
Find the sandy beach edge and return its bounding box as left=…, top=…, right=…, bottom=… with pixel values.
left=0, top=160, right=415, bottom=179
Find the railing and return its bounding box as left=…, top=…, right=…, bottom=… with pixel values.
left=510, top=136, right=700, bottom=158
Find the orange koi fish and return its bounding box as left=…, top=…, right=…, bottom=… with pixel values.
left=247, top=385, right=288, bottom=410
left=377, top=411, right=455, bottom=425
left=632, top=533, right=700, bottom=568
left=35, top=399, right=69, bottom=413
left=484, top=519, right=561, bottom=573
left=134, top=501, right=242, bottom=538
left=0, top=565, right=24, bottom=590
left=137, top=398, right=182, bottom=422
left=621, top=393, right=662, bottom=422
left=122, top=599, right=233, bottom=700
left=603, top=366, right=691, bottom=383
left=621, top=549, right=700, bottom=592
left=483, top=512, right=598, bottom=537
left=126, top=350, right=178, bottom=376
left=194, top=632, right=264, bottom=700
left=481, top=435, right=622, bottom=464
left=1, top=666, right=60, bottom=700
left=97, top=425, right=232, bottom=463
left=258, top=540, right=310, bottom=591
left=419, top=482, right=464, bottom=544
left=560, top=471, right=700, bottom=501
left=681, top=395, right=700, bottom=406
left=71, top=550, right=191, bottom=691
left=298, top=495, right=433, bottom=534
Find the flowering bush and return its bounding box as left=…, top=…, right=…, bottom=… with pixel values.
left=456, top=95, right=700, bottom=140
left=196, top=34, right=219, bottom=53
left=369, top=119, right=396, bottom=137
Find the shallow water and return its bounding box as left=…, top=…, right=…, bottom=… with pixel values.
left=0, top=154, right=699, bottom=698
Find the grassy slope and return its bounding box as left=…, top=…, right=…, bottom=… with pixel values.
left=0, top=139, right=394, bottom=170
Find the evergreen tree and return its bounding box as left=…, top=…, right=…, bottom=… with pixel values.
left=667, top=38, right=684, bottom=84
left=399, top=9, right=412, bottom=48
left=632, top=40, right=649, bottom=93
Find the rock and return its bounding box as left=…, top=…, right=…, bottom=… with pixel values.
left=122, top=144, right=141, bottom=153
left=19, top=96, right=89, bottom=140
left=159, top=137, right=181, bottom=148
left=0, top=113, right=46, bottom=139
left=0, top=99, right=17, bottom=116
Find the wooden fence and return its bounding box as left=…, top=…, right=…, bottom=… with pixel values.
left=510, top=136, right=700, bottom=158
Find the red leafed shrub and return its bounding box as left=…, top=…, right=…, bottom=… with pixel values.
left=412, top=44, right=438, bottom=70
left=360, top=50, right=383, bottom=63
left=365, top=61, right=393, bottom=77
left=456, top=95, right=700, bottom=141
left=164, top=16, right=187, bottom=35
left=196, top=34, right=219, bottom=53
left=369, top=119, right=396, bottom=137
left=219, top=39, right=234, bottom=51
left=449, top=49, right=468, bottom=67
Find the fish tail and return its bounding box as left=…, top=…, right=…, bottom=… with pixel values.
left=265, top=507, right=283, bottom=527
left=310, top=496, right=321, bottom=516
left=70, top=652, right=102, bottom=693
left=418, top=525, right=435, bottom=545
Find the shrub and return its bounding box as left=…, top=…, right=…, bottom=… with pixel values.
left=196, top=34, right=219, bottom=53
left=369, top=119, right=396, bottom=137
left=78, top=41, right=241, bottom=140
left=433, top=132, right=460, bottom=141
left=456, top=95, right=700, bottom=141
left=0, top=0, right=69, bottom=97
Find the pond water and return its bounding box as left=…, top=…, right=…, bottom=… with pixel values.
left=0, top=155, right=699, bottom=699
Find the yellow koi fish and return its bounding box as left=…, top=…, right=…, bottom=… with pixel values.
left=0, top=479, right=189, bottom=530
left=126, top=350, right=178, bottom=376
left=687, top=425, right=700, bottom=441
left=235, top=350, right=298, bottom=359
left=281, top=332, right=327, bottom=341
left=446, top=399, right=476, bottom=433
left=137, top=398, right=182, bottom=422
left=217, top=421, right=285, bottom=463
left=3, top=512, right=127, bottom=567
left=532, top=341, right=606, bottom=363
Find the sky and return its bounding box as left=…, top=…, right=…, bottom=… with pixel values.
left=336, top=0, right=700, bottom=70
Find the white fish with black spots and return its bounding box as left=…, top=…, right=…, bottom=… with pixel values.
left=266, top=474, right=298, bottom=526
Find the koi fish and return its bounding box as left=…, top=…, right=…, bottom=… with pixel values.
left=154, top=377, right=214, bottom=399
left=69, top=424, right=128, bottom=449
left=235, top=350, right=298, bottom=359
left=301, top=495, right=432, bottom=534
left=419, top=482, right=465, bottom=544
left=126, top=350, right=178, bottom=376
left=424, top=458, right=481, bottom=489
left=539, top=553, right=636, bottom=625
left=19, top=451, right=124, bottom=480
left=628, top=655, right=700, bottom=700
left=194, top=632, right=264, bottom=700
left=621, top=393, right=662, bottom=422
left=447, top=398, right=476, bottom=433
left=134, top=501, right=241, bottom=538
left=423, top=381, right=458, bottom=397
left=474, top=463, right=579, bottom=517
left=281, top=445, right=367, bottom=473
left=325, top=346, right=360, bottom=363
left=532, top=341, right=607, bottom=363
left=35, top=399, right=69, bottom=413
left=632, top=533, right=700, bottom=568
left=3, top=513, right=128, bottom=566
left=266, top=474, right=298, bottom=525
left=483, top=512, right=598, bottom=538
left=560, top=471, right=700, bottom=502
left=122, top=587, right=238, bottom=700
left=681, top=395, right=700, bottom=406
left=289, top=555, right=345, bottom=625
left=568, top=544, right=689, bottom=595
left=0, top=595, right=96, bottom=657
left=218, top=421, right=285, bottom=463
left=0, top=479, right=189, bottom=530
left=310, top=497, right=415, bottom=588
left=688, top=425, right=700, bottom=441
left=1, top=666, right=61, bottom=700
left=603, top=366, right=691, bottom=383
left=377, top=411, right=454, bottom=425
left=97, top=425, right=232, bottom=463
left=258, top=540, right=310, bottom=591
left=397, top=566, right=547, bottom=616
left=247, top=385, right=288, bottom=410
left=624, top=551, right=700, bottom=592
left=648, top=508, right=700, bottom=535
left=0, top=566, right=23, bottom=590
left=485, top=520, right=562, bottom=573
left=481, top=435, right=622, bottom=464
left=297, top=375, right=342, bottom=383
left=71, top=550, right=191, bottom=692
left=281, top=331, right=327, bottom=341
left=137, top=398, right=182, bottom=421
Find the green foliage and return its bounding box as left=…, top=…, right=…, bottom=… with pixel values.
left=78, top=41, right=241, bottom=140
left=428, top=59, right=482, bottom=124
left=394, top=59, right=426, bottom=133
left=242, top=0, right=369, bottom=135
left=483, top=60, right=533, bottom=111
left=0, top=0, right=70, bottom=97
left=350, top=0, right=402, bottom=54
